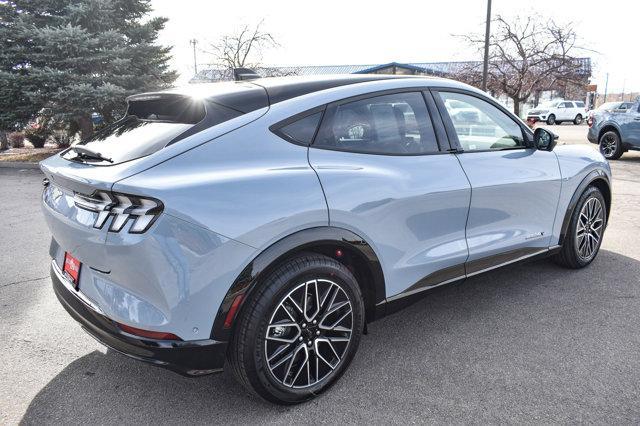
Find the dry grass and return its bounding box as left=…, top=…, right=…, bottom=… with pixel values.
left=0, top=147, right=62, bottom=163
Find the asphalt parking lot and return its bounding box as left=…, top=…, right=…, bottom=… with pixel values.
left=1, top=125, right=639, bottom=424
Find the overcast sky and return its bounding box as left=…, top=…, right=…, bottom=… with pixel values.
left=152, top=0, right=638, bottom=94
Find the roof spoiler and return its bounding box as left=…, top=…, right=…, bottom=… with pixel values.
left=233, top=68, right=260, bottom=81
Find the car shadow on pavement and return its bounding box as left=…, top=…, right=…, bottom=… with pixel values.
left=20, top=249, right=640, bottom=424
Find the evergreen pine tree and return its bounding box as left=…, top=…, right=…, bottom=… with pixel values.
left=0, top=0, right=176, bottom=146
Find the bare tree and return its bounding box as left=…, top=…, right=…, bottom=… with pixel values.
left=208, top=21, right=277, bottom=73
left=456, top=16, right=585, bottom=115
left=257, top=66, right=300, bottom=77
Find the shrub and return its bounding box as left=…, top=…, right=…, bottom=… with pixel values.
left=8, top=132, right=25, bottom=148
left=23, top=123, right=50, bottom=148
left=51, top=130, right=72, bottom=148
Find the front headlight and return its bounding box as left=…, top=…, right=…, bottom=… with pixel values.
left=73, top=191, right=163, bottom=234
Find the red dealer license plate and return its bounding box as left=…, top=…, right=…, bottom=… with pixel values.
left=63, top=252, right=81, bottom=289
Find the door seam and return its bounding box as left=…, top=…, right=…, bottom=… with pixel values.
left=453, top=153, right=473, bottom=275
left=307, top=147, right=331, bottom=225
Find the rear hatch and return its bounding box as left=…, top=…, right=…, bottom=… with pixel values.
left=41, top=83, right=269, bottom=270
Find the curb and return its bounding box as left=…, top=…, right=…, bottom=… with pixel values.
left=0, top=162, right=41, bottom=170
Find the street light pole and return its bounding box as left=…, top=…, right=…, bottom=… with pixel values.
left=481, top=0, right=492, bottom=92
left=603, top=73, right=609, bottom=103
left=190, top=39, right=198, bottom=76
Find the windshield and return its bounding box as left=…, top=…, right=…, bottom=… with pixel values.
left=597, top=102, right=621, bottom=111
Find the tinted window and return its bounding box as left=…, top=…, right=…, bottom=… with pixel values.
left=561, top=102, right=574, bottom=108
left=276, top=112, right=322, bottom=145
left=438, top=92, right=525, bottom=151
left=575, top=101, right=585, bottom=108
left=314, top=92, right=438, bottom=154
left=598, top=102, right=621, bottom=111
left=62, top=95, right=241, bottom=165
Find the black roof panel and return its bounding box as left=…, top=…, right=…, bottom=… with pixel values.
left=251, top=74, right=412, bottom=105
left=161, top=74, right=431, bottom=116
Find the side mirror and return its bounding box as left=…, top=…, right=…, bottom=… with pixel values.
left=534, top=128, right=558, bottom=151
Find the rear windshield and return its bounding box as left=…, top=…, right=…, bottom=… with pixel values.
left=62, top=94, right=238, bottom=165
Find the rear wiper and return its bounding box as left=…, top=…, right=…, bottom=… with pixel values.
left=71, top=146, right=113, bottom=163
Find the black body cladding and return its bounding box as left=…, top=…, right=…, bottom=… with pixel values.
left=52, top=265, right=227, bottom=376
left=211, top=227, right=386, bottom=341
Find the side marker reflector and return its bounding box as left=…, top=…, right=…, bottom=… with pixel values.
left=224, top=294, right=244, bottom=329
left=117, top=322, right=182, bottom=341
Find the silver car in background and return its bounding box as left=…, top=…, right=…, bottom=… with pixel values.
left=41, top=74, right=611, bottom=404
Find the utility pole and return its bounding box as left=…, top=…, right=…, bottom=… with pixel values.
left=621, top=79, right=626, bottom=102
left=481, top=0, right=492, bottom=92
left=603, top=73, right=609, bottom=102
left=190, top=39, right=198, bottom=76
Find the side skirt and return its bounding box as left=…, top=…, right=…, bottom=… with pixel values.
left=376, top=245, right=561, bottom=318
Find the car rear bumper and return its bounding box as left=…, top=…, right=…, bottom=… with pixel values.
left=51, top=260, right=227, bottom=377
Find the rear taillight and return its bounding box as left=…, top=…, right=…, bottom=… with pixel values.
left=588, top=115, right=594, bottom=128
left=74, top=191, right=163, bottom=234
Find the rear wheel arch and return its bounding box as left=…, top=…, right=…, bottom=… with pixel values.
left=211, top=227, right=386, bottom=341
left=598, top=124, right=621, bottom=142
left=558, top=170, right=611, bottom=246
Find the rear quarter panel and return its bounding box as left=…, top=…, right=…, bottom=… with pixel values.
left=112, top=115, right=329, bottom=250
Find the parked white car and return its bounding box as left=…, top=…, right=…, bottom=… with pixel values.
left=527, top=100, right=586, bottom=125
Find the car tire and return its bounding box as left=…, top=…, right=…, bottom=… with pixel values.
left=574, top=114, right=583, bottom=125
left=546, top=114, right=556, bottom=125
left=227, top=252, right=365, bottom=404
left=553, top=186, right=606, bottom=269
left=599, top=130, right=623, bottom=160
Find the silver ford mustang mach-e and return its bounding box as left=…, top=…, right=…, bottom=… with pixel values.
left=40, top=74, right=611, bottom=404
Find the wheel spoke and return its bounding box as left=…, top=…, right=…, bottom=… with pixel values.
left=287, top=295, right=304, bottom=315
left=315, top=345, right=336, bottom=371
left=303, top=280, right=321, bottom=322
left=268, top=342, right=293, bottom=363
left=321, top=307, right=352, bottom=330
left=282, top=344, right=306, bottom=386
left=578, top=235, right=587, bottom=256
left=270, top=347, right=295, bottom=370
left=579, top=212, right=589, bottom=224
left=289, top=346, right=309, bottom=387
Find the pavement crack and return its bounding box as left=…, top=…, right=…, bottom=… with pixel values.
left=1, top=275, right=49, bottom=288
